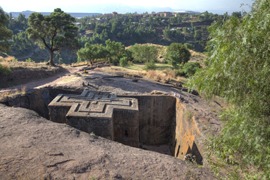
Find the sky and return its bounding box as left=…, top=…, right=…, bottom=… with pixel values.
left=0, top=0, right=254, bottom=14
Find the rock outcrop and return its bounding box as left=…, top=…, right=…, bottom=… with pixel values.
left=0, top=104, right=215, bottom=179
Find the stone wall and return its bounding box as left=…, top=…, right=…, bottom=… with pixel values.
left=173, top=98, right=203, bottom=164
left=1, top=89, right=51, bottom=119
left=113, top=109, right=139, bottom=147
left=118, top=95, right=203, bottom=163
left=124, top=96, right=176, bottom=145
left=0, top=87, right=82, bottom=120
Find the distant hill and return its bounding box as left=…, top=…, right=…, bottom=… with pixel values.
left=10, top=11, right=102, bottom=18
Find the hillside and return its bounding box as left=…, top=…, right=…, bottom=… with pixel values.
left=77, top=12, right=217, bottom=51
left=6, top=10, right=223, bottom=62
left=9, top=11, right=101, bottom=18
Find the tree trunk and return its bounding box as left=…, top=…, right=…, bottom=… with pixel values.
left=48, top=50, right=55, bottom=66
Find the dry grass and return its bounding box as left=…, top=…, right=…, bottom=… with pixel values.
left=146, top=70, right=172, bottom=83
left=97, top=66, right=147, bottom=77
left=0, top=57, right=12, bottom=75
left=0, top=56, right=66, bottom=89
left=0, top=56, right=15, bottom=62
left=71, top=61, right=88, bottom=67
left=0, top=56, right=13, bottom=69
left=98, top=65, right=186, bottom=84
left=189, top=50, right=207, bottom=65
left=0, top=56, right=59, bottom=71
left=0, top=86, right=27, bottom=101
left=85, top=30, right=94, bottom=35
left=0, top=61, right=11, bottom=69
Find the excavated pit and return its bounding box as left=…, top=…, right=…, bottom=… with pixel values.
left=1, top=87, right=203, bottom=164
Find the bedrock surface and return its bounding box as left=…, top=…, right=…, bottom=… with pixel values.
left=0, top=104, right=215, bottom=179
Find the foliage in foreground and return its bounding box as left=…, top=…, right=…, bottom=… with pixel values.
left=189, top=0, right=270, bottom=178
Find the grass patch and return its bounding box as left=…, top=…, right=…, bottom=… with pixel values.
left=98, top=62, right=186, bottom=84
left=0, top=87, right=27, bottom=101
left=127, top=63, right=172, bottom=71
left=0, top=64, right=11, bottom=75
left=155, top=63, right=173, bottom=70
left=126, top=64, right=145, bottom=71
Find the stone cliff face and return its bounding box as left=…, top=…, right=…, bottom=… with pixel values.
left=174, top=98, right=203, bottom=164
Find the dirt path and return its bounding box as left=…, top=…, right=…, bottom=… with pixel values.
left=0, top=66, right=83, bottom=93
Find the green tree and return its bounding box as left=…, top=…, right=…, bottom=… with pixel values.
left=231, top=11, right=242, bottom=18
left=189, top=0, right=270, bottom=177
left=77, top=43, right=108, bottom=65
left=11, top=31, right=36, bottom=56
left=163, top=26, right=171, bottom=40
left=129, top=44, right=158, bottom=64
left=177, top=62, right=201, bottom=77
left=8, top=13, right=28, bottom=34
left=194, top=29, right=202, bottom=40
left=0, top=7, right=12, bottom=53
left=166, top=43, right=190, bottom=68
left=105, top=39, right=126, bottom=65
left=111, top=19, right=122, bottom=34
left=27, top=8, right=78, bottom=66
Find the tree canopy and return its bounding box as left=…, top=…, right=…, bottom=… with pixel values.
left=189, top=0, right=270, bottom=177
left=129, top=44, right=158, bottom=63
left=77, top=40, right=129, bottom=65
left=76, top=11, right=220, bottom=52
left=8, top=13, right=28, bottom=34
left=0, top=7, right=12, bottom=53
left=166, top=43, right=190, bottom=68
left=77, top=43, right=108, bottom=65
left=26, top=8, right=78, bottom=65
left=105, top=39, right=126, bottom=65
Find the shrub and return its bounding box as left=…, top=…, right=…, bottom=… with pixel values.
left=0, top=64, right=11, bottom=75
left=129, top=44, right=158, bottom=63
left=184, top=43, right=194, bottom=50
left=166, top=43, right=191, bottom=68
left=144, top=61, right=156, bottom=70
left=119, top=57, right=128, bottom=67
left=25, top=58, right=34, bottom=62
left=127, top=61, right=133, bottom=66
left=177, top=62, right=201, bottom=77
